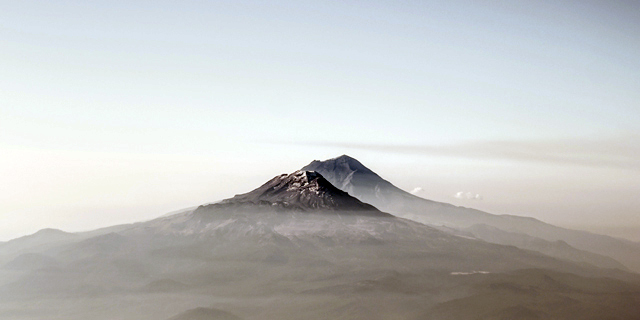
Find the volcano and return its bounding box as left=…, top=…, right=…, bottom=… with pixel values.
left=214, top=170, right=386, bottom=215
left=303, top=155, right=640, bottom=272
left=1, top=162, right=639, bottom=320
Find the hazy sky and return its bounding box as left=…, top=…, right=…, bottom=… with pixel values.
left=1, top=1, right=639, bottom=241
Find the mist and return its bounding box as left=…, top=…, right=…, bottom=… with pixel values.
left=2, top=0, right=640, bottom=318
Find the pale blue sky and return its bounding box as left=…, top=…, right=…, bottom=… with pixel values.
left=1, top=1, right=639, bottom=241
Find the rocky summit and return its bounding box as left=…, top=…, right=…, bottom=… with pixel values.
left=212, top=170, right=387, bottom=215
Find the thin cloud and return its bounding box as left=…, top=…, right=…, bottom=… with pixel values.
left=305, top=135, right=640, bottom=171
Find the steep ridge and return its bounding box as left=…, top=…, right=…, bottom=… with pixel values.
left=302, top=155, right=467, bottom=216
left=303, top=155, right=640, bottom=272
left=212, top=170, right=386, bottom=215
left=303, top=155, right=424, bottom=207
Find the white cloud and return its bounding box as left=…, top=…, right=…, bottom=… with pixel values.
left=410, top=187, right=424, bottom=195
left=455, top=191, right=483, bottom=200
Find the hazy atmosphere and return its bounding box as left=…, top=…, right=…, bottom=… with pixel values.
left=2, top=0, right=640, bottom=242
left=3, top=3, right=640, bottom=319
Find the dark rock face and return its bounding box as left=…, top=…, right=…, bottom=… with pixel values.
left=302, top=155, right=390, bottom=192
left=302, top=155, right=426, bottom=212
left=211, top=170, right=388, bottom=216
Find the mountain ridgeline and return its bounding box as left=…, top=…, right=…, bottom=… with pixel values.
left=209, top=170, right=386, bottom=216
left=303, top=155, right=640, bottom=273
left=301, top=155, right=420, bottom=208
left=1, top=157, right=640, bottom=320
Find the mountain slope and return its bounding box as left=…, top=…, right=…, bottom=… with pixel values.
left=302, top=155, right=427, bottom=210
left=302, top=155, right=640, bottom=272
left=218, top=170, right=384, bottom=215
left=1, top=167, right=639, bottom=319
left=461, top=224, right=627, bottom=270
left=302, top=155, right=484, bottom=219
left=0, top=228, right=76, bottom=255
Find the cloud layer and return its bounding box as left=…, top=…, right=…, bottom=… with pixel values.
left=307, top=135, right=640, bottom=171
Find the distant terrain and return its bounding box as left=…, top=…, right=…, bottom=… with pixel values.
left=304, top=155, right=640, bottom=273
left=1, top=157, right=639, bottom=319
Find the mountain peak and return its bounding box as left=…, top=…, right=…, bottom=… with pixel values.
left=301, top=155, right=430, bottom=213
left=306, top=155, right=375, bottom=175
left=214, top=170, right=387, bottom=215
left=302, top=155, right=390, bottom=192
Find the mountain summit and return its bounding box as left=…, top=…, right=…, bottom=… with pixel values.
left=302, top=155, right=383, bottom=190
left=217, top=170, right=386, bottom=215
left=301, top=155, right=425, bottom=210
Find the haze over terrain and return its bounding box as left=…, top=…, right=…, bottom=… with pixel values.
left=2, top=162, right=640, bottom=319
left=2, top=1, right=639, bottom=243
left=3, top=1, right=640, bottom=318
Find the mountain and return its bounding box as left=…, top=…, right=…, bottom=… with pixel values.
left=217, top=170, right=385, bottom=215
left=460, top=224, right=626, bottom=270
left=0, top=228, right=77, bottom=264
left=302, top=155, right=640, bottom=272
left=1, top=167, right=639, bottom=319
left=302, top=155, right=475, bottom=217
left=302, top=155, right=424, bottom=208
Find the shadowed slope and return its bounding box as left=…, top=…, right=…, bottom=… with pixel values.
left=302, top=155, right=640, bottom=272
left=214, top=170, right=387, bottom=216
